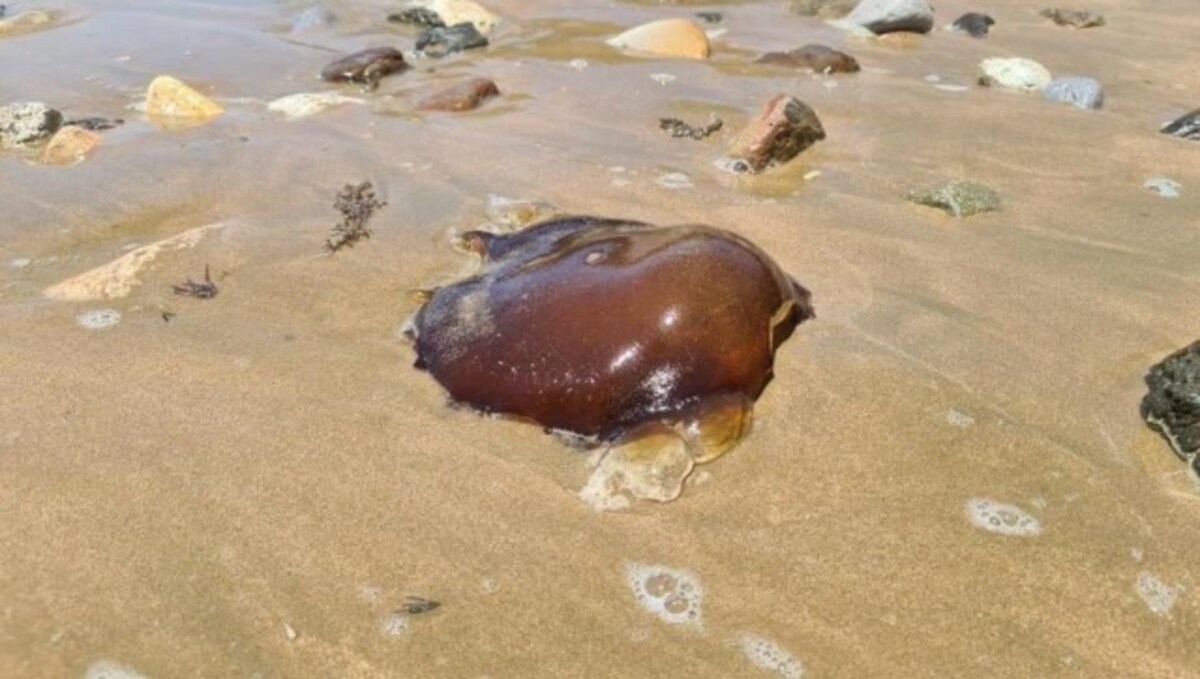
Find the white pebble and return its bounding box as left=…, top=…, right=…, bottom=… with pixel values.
left=1135, top=571, right=1181, bottom=617
left=624, top=562, right=703, bottom=627
left=284, top=623, right=298, bottom=641
left=965, top=497, right=1041, bottom=537
left=76, top=309, right=121, bottom=330
left=1143, top=177, right=1181, bottom=198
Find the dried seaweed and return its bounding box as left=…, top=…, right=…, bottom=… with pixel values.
left=659, top=115, right=724, bottom=140
left=172, top=265, right=218, bottom=298
left=398, top=596, right=440, bottom=615
left=327, top=181, right=386, bottom=253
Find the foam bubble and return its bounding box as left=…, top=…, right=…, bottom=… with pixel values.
left=1135, top=571, right=1181, bottom=617
left=76, top=309, right=121, bottom=330
left=739, top=634, right=804, bottom=679
left=380, top=612, right=409, bottom=638
left=83, top=661, right=147, bottom=679
left=965, top=497, right=1041, bottom=537
left=946, top=409, right=975, bottom=428
left=655, top=173, right=693, bottom=190
left=624, top=562, right=703, bottom=627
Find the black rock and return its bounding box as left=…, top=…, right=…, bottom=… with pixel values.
left=0, top=5, right=7, bottom=18
left=64, top=117, right=124, bottom=131
left=951, top=12, right=995, bottom=37
left=388, top=8, right=445, bottom=28
left=696, top=11, right=722, bottom=23
left=416, top=22, right=488, bottom=58
left=1142, top=340, right=1200, bottom=462
left=1161, top=109, right=1200, bottom=141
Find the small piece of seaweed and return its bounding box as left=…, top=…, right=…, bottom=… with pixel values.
left=659, top=116, right=724, bottom=140
left=399, top=596, right=440, bottom=615
left=172, top=265, right=218, bottom=298
left=327, top=182, right=386, bottom=253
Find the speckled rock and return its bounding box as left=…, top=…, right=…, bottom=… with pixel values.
left=408, top=0, right=499, bottom=35
left=1142, top=341, right=1200, bottom=471
left=606, top=18, right=711, bottom=60
left=388, top=7, right=445, bottom=27
left=1040, top=8, right=1104, bottom=28
left=755, top=44, right=860, bottom=74
left=730, top=94, right=825, bottom=173
left=839, top=0, right=934, bottom=35
left=1161, top=109, right=1200, bottom=141
left=906, top=181, right=1000, bottom=217
left=417, top=77, right=499, bottom=111
left=948, top=12, right=994, bottom=37
left=978, top=57, right=1052, bottom=92
left=1043, top=76, right=1104, bottom=110
left=0, top=102, right=62, bottom=147
left=416, top=22, right=489, bottom=57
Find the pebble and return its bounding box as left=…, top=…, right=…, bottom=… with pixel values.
left=144, top=75, right=224, bottom=122
left=291, top=6, right=336, bottom=33
left=729, top=94, right=826, bottom=173
left=416, top=22, right=489, bottom=58
left=791, top=0, right=856, bottom=18
left=1040, top=8, right=1105, bottom=28
left=838, top=0, right=934, bottom=35
left=41, top=125, right=101, bottom=166
left=1160, top=109, right=1200, bottom=141
left=320, top=48, right=407, bottom=88
left=268, top=92, right=363, bottom=119
left=1141, top=340, right=1200, bottom=462
left=408, top=0, right=499, bottom=35
left=978, top=57, right=1052, bottom=92
left=907, top=180, right=1000, bottom=217
left=1042, top=76, right=1104, bottom=110
left=387, top=7, right=445, bottom=28
left=1143, top=177, right=1181, bottom=198
left=606, top=18, right=711, bottom=60
left=755, top=44, right=860, bottom=74
left=0, top=102, right=62, bottom=147
left=948, top=12, right=994, bottom=37
left=417, top=77, right=499, bottom=112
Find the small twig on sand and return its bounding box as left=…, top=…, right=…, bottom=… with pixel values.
left=172, top=265, right=218, bottom=298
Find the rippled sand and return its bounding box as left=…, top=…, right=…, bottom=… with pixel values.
left=2, top=0, right=1200, bottom=676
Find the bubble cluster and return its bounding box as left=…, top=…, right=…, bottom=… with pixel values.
left=1135, top=571, right=1181, bottom=617
left=965, top=497, right=1041, bottom=537
left=83, top=661, right=147, bottom=679
left=624, top=562, right=703, bottom=626
left=76, top=309, right=121, bottom=330
left=739, top=634, right=805, bottom=679
left=945, top=409, right=975, bottom=428
left=379, top=612, right=410, bottom=638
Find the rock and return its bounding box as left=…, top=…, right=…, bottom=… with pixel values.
left=730, top=94, right=825, bottom=173
left=0, top=8, right=52, bottom=34
left=1161, top=109, right=1200, bottom=141
left=144, top=76, right=224, bottom=122
left=791, top=0, right=857, bottom=18
left=40, top=126, right=101, bottom=166
left=755, top=44, right=860, bottom=74
left=606, top=19, right=711, bottom=60
left=906, top=181, right=1000, bottom=218
left=1040, top=8, right=1105, bottom=28
left=63, top=117, right=124, bottom=131
left=292, top=6, right=336, bottom=33
left=839, top=0, right=935, bottom=35
left=417, top=77, right=499, bottom=112
left=269, top=92, right=364, bottom=119
left=1142, top=341, right=1200, bottom=469
left=416, top=22, right=489, bottom=58
left=387, top=7, right=445, bottom=27
left=1043, top=76, right=1104, bottom=110
left=696, top=12, right=722, bottom=24
left=407, top=0, right=499, bottom=35
left=1144, top=177, right=1181, bottom=198
left=0, top=102, right=62, bottom=147
left=948, top=12, right=994, bottom=37
left=978, top=57, right=1052, bottom=92
left=320, top=47, right=407, bottom=89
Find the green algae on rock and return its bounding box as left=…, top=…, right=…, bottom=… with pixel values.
left=906, top=181, right=1001, bottom=218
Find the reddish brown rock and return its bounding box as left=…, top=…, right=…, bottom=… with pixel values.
left=417, top=77, right=500, bottom=112
left=730, top=95, right=825, bottom=173
left=755, top=44, right=860, bottom=74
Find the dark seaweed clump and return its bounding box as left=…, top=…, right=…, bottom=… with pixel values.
left=659, top=116, right=723, bottom=140
left=327, top=182, right=386, bottom=253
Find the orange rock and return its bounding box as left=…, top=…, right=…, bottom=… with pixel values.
left=606, top=19, right=711, bottom=60
left=730, top=95, right=825, bottom=173
left=41, top=126, right=101, bottom=166
left=417, top=77, right=500, bottom=112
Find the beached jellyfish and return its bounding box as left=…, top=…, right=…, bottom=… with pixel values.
left=405, top=216, right=813, bottom=505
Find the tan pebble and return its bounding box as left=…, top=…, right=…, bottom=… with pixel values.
left=606, top=19, right=711, bottom=60
left=417, top=77, right=500, bottom=112
left=145, top=75, right=223, bottom=125
left=40, top=126, right=101, bottom=166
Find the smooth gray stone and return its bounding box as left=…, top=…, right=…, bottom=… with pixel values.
left=1043, top=76, right=1104, bottom=110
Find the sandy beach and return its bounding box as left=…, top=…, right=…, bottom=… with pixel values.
left=2, top=0, right=1200, bottom=676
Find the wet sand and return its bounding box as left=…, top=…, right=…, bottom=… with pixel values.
left=2, top=0, right=1200, bottom=676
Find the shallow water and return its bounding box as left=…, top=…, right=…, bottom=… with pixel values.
left=2, top=0, right=1200, bottom=676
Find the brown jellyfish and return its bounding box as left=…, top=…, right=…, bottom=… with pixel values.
left=406, top=216, right=814, bottom=508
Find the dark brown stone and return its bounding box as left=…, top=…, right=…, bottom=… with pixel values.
left=320, top=47, right=407, bottom=88
left=417, top=77, right=500, bottom=112
left=730, top=95, right=825, bottom=173
left=755, top=44, right=860, bottom=74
